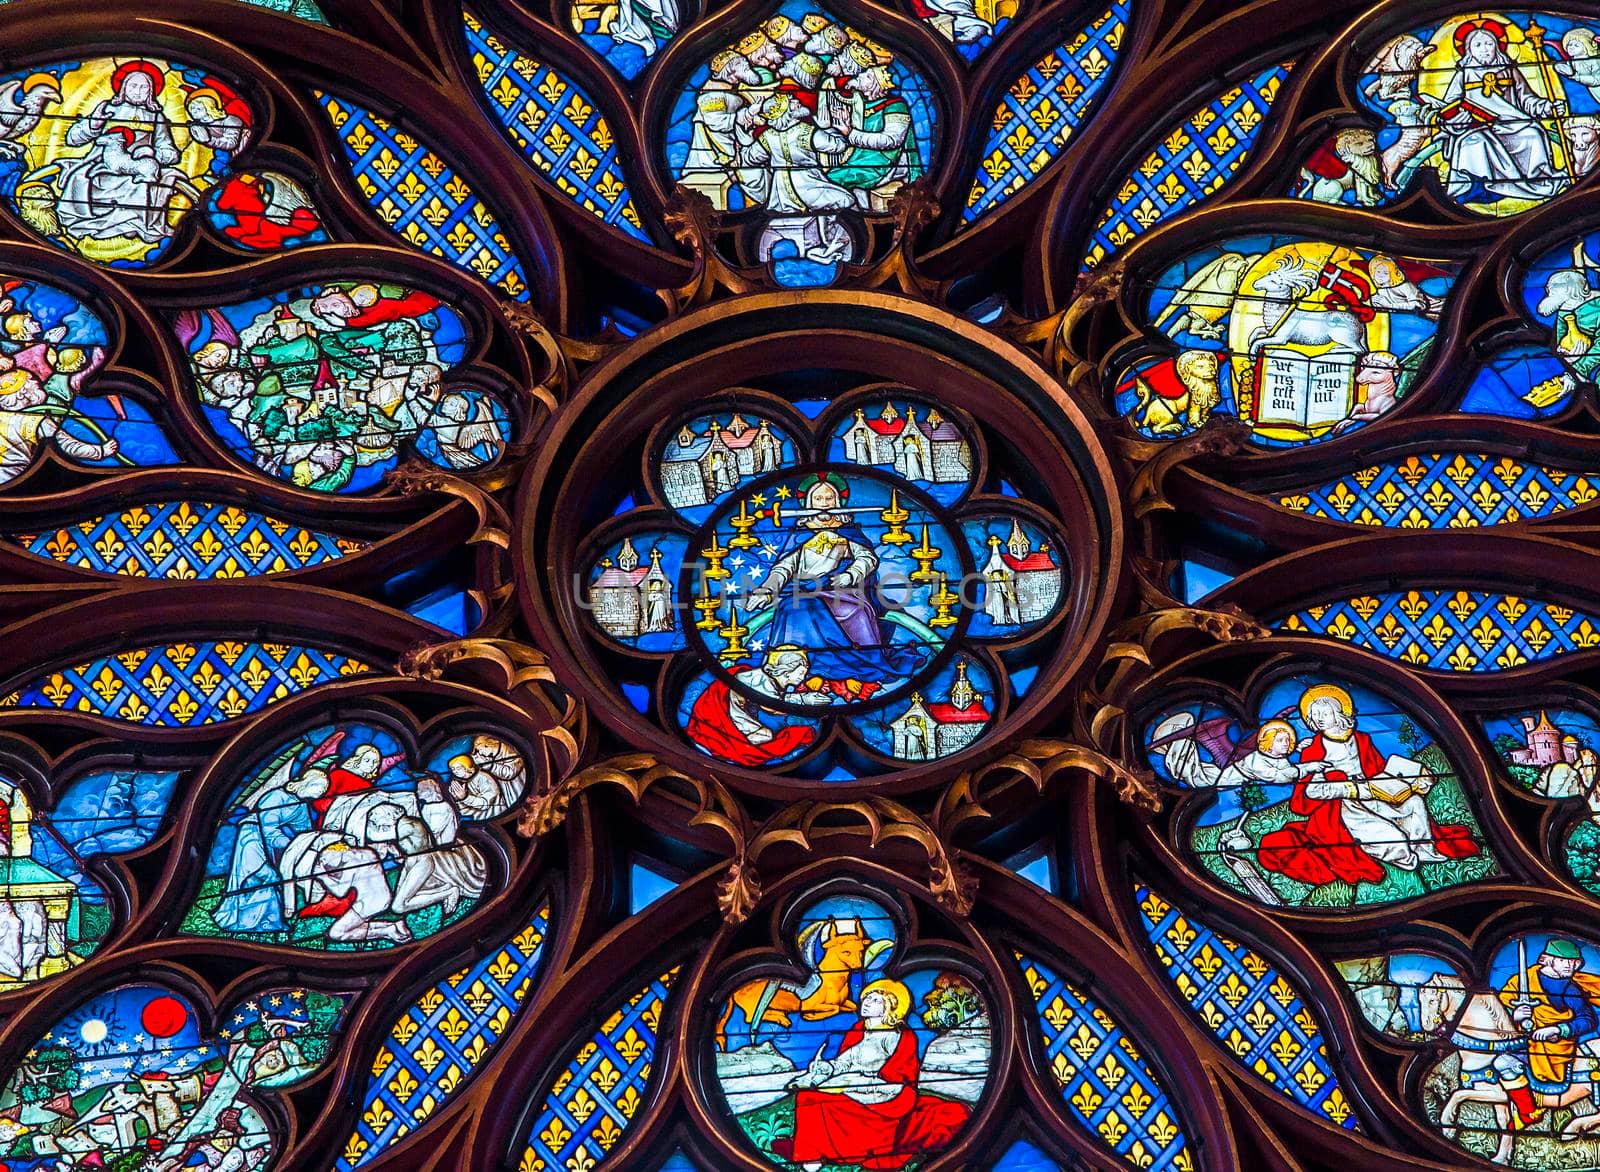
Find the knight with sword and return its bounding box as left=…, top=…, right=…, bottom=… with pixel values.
left=1497, top=936, right=1600, bottom=1128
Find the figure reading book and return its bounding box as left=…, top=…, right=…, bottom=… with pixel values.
left=1257, top=684, right=1481, bottom=886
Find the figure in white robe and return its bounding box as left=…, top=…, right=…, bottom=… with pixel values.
left=57, top=64, right=187, bottom=244
left=1433, top=25, right=1568, bottom=203
left=607, top=0, right=678, bottom=59
left=447, top=735, right=527, bottom=819
left=744, top=95, right=854, bottom=213
left=389, top=779, right=487, bottom=916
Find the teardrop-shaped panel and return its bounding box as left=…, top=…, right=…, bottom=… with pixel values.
left=0, top=640, right=370, bottom=725
left=1313, top=13, right=1599, bottom=218
left=1082, top=63, right=1291, bottom=269
left=711, top=890, right=992, bottom=1168
left=338, top=903, right=552, bottom=1168
left=206, top=169, right=329, bottom=251
left=316, top=92, right=532, bottom=299
left=519, top=966, right=679, bottom=1169
left=465, top=9, right=648, bottom=240
left=909, top=0, right=1013, bottom=60
left=0, top=982, right=350, bottom=1164
left=0, top=766, right=178, bottom=990
left=1119, top=234, right=1457, bottom=446
left=1276, top=452, right=1600, bottom=527
left=1134, top=883, right=1358, bottom=1128
left=185, top=724, right=527, bottom=949
left=1278, top=589, right=1600, bottom=672
left=175, top=282, right=509, bottom=492
left=11, top=500, right=365, bottom=577
left=1143, top=674, right=1497, bottom=908
left=664, top=4, right=940, bottom=222
left=567, top=0, right=678, bottom=80
left=0, top=58, right=254, bottom=267
left=1016, top=950, right=1191, bottom=1168
left=963, top=3, right=1130, bottom=222
left=1484, top=705, right=1600, bottom=896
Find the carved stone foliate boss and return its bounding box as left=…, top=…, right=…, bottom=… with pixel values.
left=0, top=1, right=1599, bottom=1170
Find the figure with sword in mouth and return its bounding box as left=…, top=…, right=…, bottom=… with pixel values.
left=742, top=473, right=929, bottom=699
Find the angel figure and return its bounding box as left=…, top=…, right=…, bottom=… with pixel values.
left=1152, top=252, right=1249, bottom=340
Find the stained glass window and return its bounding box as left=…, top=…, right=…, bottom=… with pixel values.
left=2, top=1, right=1598, bottom=1169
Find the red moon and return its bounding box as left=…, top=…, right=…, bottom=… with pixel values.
left=141, top=995, right=188, bottom=1038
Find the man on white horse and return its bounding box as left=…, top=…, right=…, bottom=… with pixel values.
left=1498, top=938, right=1600, bottom=1122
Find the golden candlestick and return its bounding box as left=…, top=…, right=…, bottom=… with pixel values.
left=700, top=532, right=730, bottom=580
left=929, top=572, right=959, bottom=628
left=879, top=489, right=912, bottom=546
left=728, top=498, right=761, bottom=549
left=719, top=611, right=750, bottom=659
left=693, top=576, right=721, bottom=630
left=909, top=524, right=942, bottom=583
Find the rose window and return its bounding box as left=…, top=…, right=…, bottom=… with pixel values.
left=3, top=2, right=1600, bottom=1171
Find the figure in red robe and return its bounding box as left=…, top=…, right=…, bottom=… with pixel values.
left=773, top=980, right=970, bottom=1171
left=1256, top=687, right=1479, bottom=888
left=212, top=173, right=323, bottom=251
left=685, top=649, right=837, bottom=767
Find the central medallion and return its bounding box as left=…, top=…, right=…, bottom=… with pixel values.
left=689, top=468, right=966, bottom=714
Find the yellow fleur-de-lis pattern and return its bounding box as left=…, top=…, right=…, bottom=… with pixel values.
left=339, top=907, right=552, bottom=1169
left=13, top=500, right=364, bottom=579
left=521, top=966, right=679, bottom=1171
left=1017, top=949, right=1193, bottom=1169
left=1278, top=451, right=1600, bottom=529
left=0, top=641, right=369, bottom=725
left=1280, top=589, right=1600, bottom=672
left=1136, top=885, right=1357, bottom=1129
left=316, top=91, right=530, bottom=299
left=1082, top=64, right=1291, bottom=269
left=466, top=9, right=646, bottom=241
left=965, top=2, right=1128, bottom=222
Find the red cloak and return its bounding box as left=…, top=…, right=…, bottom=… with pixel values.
left=685, top=669, right=816, bottom=766
left=214, top=176, right=321, bottom=250
left=310, top=767, right=375, bottom=821
left=348, top=290, right=441, bottom=327
left=786, top=1024, right=970, bottom=1170
left=1256, top=731, right=1478, bottom=887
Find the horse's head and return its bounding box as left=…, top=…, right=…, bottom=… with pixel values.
left=1255, top=253, right=1317, bottom=300
left=1417, top=972, right=1467, bottom=1034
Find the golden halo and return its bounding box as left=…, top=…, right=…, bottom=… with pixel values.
left=1298, top=683, right=1354, bottom=726
left=861, top=977, right=911, bottom=1023
left=1257, top=719, right=1296, bottom=752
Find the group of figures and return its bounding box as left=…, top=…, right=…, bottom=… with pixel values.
left=177, top=282, right=508, bottom=492
left=1145, top=676, right=1497, bottom=909
left=581, top=393, right=1067, bottom=775
left=1299, top=13, right=1600, bottom=217
left=1115, top=234, right=1456, bottom=446
left=711, top=893, right=990, bottom=1170
left=1342, top=934, right=1600, bottom=1167
left=184, top=725, right=526, bottom=950
left=0, top=277, right=121, bottom=484
left=0, top=58, right=252, bottom=267
left=0, top=983, right=344, bottom=1170
left=668, top=4, right=937, bottom=268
